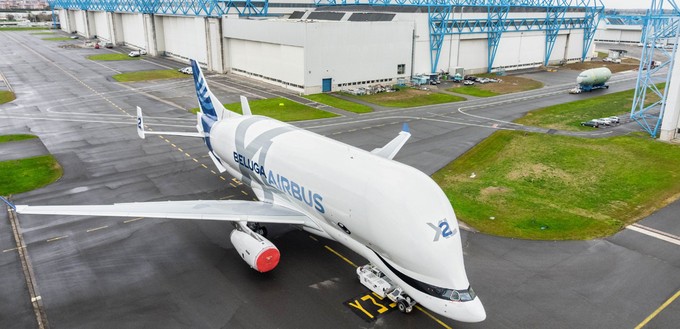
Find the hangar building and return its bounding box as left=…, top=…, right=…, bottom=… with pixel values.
left=49, top=0, right=604, bottom=94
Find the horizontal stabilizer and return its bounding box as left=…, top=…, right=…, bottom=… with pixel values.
left=136, top=106, right=203, bottom=139
left=13, top=200, right=310, bottom=225
left=371, top=123, right=411, bottom=160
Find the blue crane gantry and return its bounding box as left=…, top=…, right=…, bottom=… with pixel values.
left=316, top=0, right=605, bottom=73
left=631, top=0, right=680, bottom=137
left=46, top=0, right=269, bottom=17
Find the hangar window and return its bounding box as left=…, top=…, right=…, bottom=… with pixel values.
left=397, top=64, right=405, bottom=74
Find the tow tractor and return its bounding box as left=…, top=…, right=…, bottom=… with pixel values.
left=357, top=264, right=417, bottom=314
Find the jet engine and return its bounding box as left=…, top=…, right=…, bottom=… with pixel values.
left=230, top=223, right=280, bottom=273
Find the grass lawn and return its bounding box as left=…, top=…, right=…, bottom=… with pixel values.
left=0, top=91, right=16, bottom=104
left=190, top=98, right=338, bottom=122
left=345, top=88, right=465, bottom=108
left=433, top=130, right=680, bottom=240
left=0, top=134, right=37, bottom=143
left=43, top=37, right=73, bottom=41
left=448, top=76, right=543, bottom=97
left=0, top=155, right=63, bottom=196
left=88, top=53, right=140, bottom=61
left=304, top=94, right=373, bottom=113
left=515, top=85, right=663, bottom=131
left=447, top=86, right=499, bottom=97
left=0, top=27, right=48, bottom=31
left=113, top=69, right=189, bottom=82
left=564, top=59, right=639, bottom=74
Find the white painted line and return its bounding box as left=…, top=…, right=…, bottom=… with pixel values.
left=627, top=224, right=680, bottom=246
left=123, top=217, right=144, bottom=224
left=31, top=296, right=42, bottom=302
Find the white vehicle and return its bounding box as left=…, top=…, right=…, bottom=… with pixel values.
left=128, top=49, right=147, bottom=57
left=178, top=66, right=193, bottom=75
left=357, top=264, right=417, bottom=313
left=598, top=117, right=612, bottom=126
left=569, top=86, right=582, bottom=94
left=1, top=59, right=485, bottom=323
left=608, top=116, right=620, bottom=124
left=591, top=118, right=609, bottom=126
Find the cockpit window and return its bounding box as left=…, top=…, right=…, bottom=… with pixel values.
left=374, top=251, right=477, bottom=302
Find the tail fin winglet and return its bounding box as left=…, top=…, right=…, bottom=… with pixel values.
left=240, top=96, right=252, bottom=116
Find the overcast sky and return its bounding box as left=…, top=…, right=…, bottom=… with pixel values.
left=599, top=0, right=652, bottom=9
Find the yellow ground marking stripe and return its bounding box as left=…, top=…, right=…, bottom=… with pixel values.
left=415, top=305, right=453, bottom=329
left=86, top=225, right=109, bottom=233
left=241, top=191, right=248, bottom=195
left=220, top=176, right=226, bottom=181
left=635, top=289, right=680, bottom=329
left=123, top=217, right=144, bottom=224
left=46, top=236, right=68, bottom=242
left=201, top=164, right=208, bottom=168
left=308, top=235, right=318, bottom=242
left=323, top=245, right=357, bottom=267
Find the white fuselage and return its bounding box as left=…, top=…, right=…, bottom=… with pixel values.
left=209, top=115, right=485, bottom=322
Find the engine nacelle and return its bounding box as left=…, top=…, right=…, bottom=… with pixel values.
left=230, top=227, right=280, bottom=273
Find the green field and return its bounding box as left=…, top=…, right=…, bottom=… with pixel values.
left=0, top=27, right=49, bottom=31
left=88, top=53, right=140, bottom=61
left=0, top=155, right=62, bottom=196
left=304, top=94, right=372, bottom=113
left=42, top=37, right=73, bottom=41
left=346, top=88, right=466, bottom=108
left=194, top=98, right=337, bottom=122
left=448, top=86, right=499, bottom=97
left=515, top=86, right=663, bottom=131
left=0, top=134, right=36, bottom=143
left=112, top=69, right=189, bottom=82
left=0, top=91, right=16, bottom=104
left=433, top=130, right=680, bottom=240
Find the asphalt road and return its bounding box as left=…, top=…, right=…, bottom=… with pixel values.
left=1, top=31, right=679, bottom=329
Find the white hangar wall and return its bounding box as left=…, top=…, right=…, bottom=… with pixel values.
left=595, top=25, right=642, bottom=45
left=223, top=18, right=414, bottom=94
left=92, top=11, right=110, bottom=41
left=120, top=13, right=145, bottom=49
left=158, top=16, right=208, bottom=64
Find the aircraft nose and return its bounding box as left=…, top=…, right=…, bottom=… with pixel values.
left=457, top=297, right=486, bottom=323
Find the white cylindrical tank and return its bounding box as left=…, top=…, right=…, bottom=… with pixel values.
left=576, top=67, right=612, bottom=86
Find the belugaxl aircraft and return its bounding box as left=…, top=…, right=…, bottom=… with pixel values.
left=2, top=60, right=485, bottom=322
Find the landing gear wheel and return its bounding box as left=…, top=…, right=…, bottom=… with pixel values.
left=397, top=300, right=408, bottom=313
left=247, top=223, right=268, bottom=238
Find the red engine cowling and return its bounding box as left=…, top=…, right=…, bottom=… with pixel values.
left=230, top=228, right=280, bottom=273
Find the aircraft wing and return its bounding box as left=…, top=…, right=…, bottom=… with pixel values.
left=11, top=200, right=309, bottom=225
left=371, top=123, right=411, bottom=160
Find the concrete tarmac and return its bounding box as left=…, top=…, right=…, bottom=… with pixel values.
left=1, top=31, right=679, bottom=329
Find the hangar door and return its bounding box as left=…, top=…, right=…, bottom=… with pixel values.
left=322, top=78, right=332, bottom=92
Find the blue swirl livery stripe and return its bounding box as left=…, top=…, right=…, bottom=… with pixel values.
left=190, top=60, right=218, bottom=119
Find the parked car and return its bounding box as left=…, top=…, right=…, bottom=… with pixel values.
left=463, top=80, right=474, bottom=86
left=128, top=50, right=147, bottom=57
left=598, top=118, right=613, bottom=125
left=70, top=35, right=79, bottom=39
left=592, top=118, right=609, bottom=126
left=608, top=116, right=620, bottom=124
left=581, top=121, right=599, bottom=128
left=104, top=42, right=114, bottom=48
left=178, top=66, right=193, bottom=75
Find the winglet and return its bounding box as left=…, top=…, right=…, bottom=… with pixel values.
left=136, top=106, right=146, bottom=139
left=240, top=96, right=252, bottom=116
left=370, top=124, right=412, bottom=160
left=0, top=196, right=16, bottom=211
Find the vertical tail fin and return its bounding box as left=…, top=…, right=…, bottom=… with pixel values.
left=190, top=60, right=238, bottom=120
left=240, top=96, right=253, bottom=116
